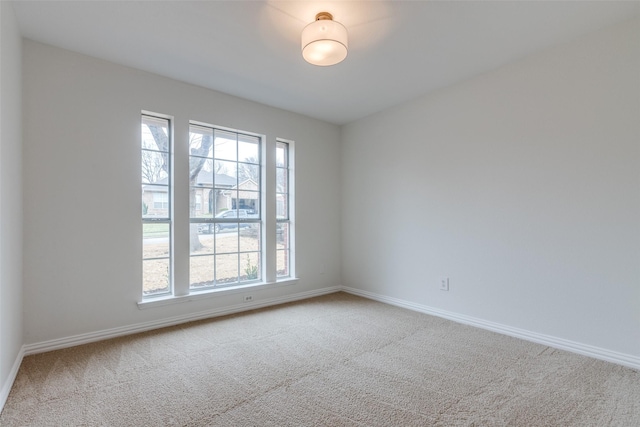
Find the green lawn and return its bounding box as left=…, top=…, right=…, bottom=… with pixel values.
left=143, top=223, right=170, bottom=238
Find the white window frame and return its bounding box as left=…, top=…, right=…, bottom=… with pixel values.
left=276, top=139, right=295, bottom=279
left=139, top=116, right=298, bottom=308
left=188, top=123, right=263, bottom=290
left=141, top=112, right=173, bottom=298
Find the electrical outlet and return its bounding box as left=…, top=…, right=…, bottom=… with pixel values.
left=244, top=295, right=253, bottom=302
left=439, top=278, right=449, bottom=291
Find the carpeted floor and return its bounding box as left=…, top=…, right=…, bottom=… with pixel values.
left=1, top=292, right=638, bottom=426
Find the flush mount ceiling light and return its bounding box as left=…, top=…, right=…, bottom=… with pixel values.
left=301, top=12, right=348, bottom=66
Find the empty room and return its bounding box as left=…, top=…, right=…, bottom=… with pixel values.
left=1, top=1, right=639, bottom=425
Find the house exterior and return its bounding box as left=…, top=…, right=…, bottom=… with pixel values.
left=142, top=172, right=259, bottom=217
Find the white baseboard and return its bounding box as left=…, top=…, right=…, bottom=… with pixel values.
left=24, top=285, right=342, bottom=356
left=342, top=286, right=640, bottom=371
left=1, top=345, right=25, bottom=413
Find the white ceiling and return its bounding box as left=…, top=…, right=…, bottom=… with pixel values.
left=11, top=1, right=640, bottom=125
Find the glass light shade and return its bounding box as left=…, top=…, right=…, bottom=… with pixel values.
left=301, top=17, right=348, bottom=66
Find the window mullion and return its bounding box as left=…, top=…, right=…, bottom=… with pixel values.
left=172, top=117, right=190, bottom=297
left=263, top=137, right=277, bottom=283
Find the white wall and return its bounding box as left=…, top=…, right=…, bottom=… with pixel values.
left=341, top=18, right=640, bottom=358
left=0, top=0, right=23, bottom=404
left=22, top=41, right=341, bottom=345
left=17, top=12, right=640, bottom=364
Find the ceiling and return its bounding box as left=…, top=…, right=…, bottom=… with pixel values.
left=11, top=1, right=640, bottom=125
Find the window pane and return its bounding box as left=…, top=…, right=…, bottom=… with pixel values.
left=238, top=135, right=259, bottom=163
left=191, top=187, right=214, bottom=218
left=191, top=224, right=214, bottom=254
left=143, top=259, right=170, bottom=295
left=238, top=163, right=259, bottom=184
left=141, top=149, right=169, bottom=184
left=216, top=253, right=239, bottom=285
left=216, top=199, right=235, bottom=217
left=215, top=192, right=236, bottom=215
left=277, top=223, right=290, bottom=276
left=142, top=116, right=169, bottom=151
left=276, top=168, right=287, bottom=193
left=214, top=131, right=237, bottom=161
left=237, top=191, right=260, bottom=215
left=241, top=252, right=261, bottom=282
left=276, top=143, right=287, bottom=167
left=277, top=222, right=289, bottom=250
left=210, top=189, right=229, bottom=216
left=189, top=126, right=213, bottom=158
left=142, top=185, right=169, bottom=219
left=191, top=158, right=213, bottom=185
left=190, top=255, right=214, bottom=289
left=277, top=250, right=289, bottom=278
left=240, top=224, right=260, bottom=252
left=143, top=223, right=170, bottom=259
left=214, top=160, right=237, bottom=187
left=216, top=228, right=239, bottom=253
left=277, top=194, right=288, bottom=219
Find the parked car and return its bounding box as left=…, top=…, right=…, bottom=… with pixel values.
left=198, top=209, right=258, bottom=234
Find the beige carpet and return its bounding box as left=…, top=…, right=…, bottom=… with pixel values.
left=1, top=292, right=638, bottom=426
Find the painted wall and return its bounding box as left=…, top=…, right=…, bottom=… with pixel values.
left=0, top=0, right=23, bottom=402
left=22, top=41, right=341, bottom=344
left=341, top=18, right=640, bottom=357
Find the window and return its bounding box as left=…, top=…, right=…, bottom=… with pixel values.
left=141, top=114, right=172, bottom=297
left=276, top=140, right=293, bottom=278
left=140, top=113, right=295, bottom=304
left=189, top=125, right=262, bottom=289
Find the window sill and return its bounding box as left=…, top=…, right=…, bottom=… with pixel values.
left=137, top=278, right=299, bottom=310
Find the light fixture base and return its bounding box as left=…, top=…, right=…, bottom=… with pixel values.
left=315, top=12, right=333, bottom=21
